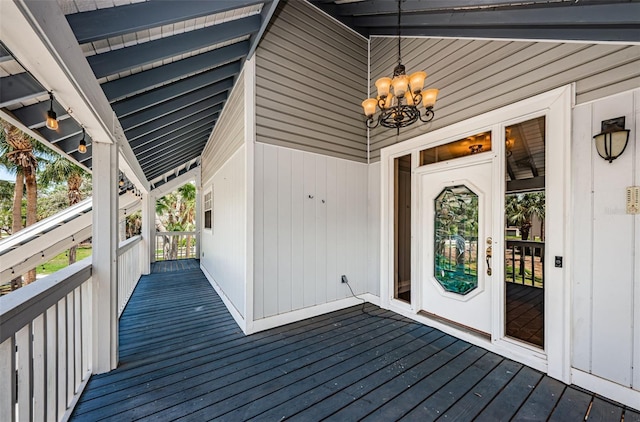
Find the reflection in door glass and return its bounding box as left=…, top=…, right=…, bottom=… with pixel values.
left=504, top=116, right=545, bottom=348
left=434, top=185, right=478, bottom=295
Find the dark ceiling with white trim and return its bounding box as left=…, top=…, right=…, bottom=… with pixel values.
left=1, top=0, right=638, bottom=190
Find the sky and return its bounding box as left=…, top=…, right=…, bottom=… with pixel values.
left=0, top=167, right=13, bottom=182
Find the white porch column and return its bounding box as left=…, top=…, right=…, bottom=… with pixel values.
left=195, top=168, right=202, bottom=259
left=141, top=192, right=155, bottom=273
left=91, top=141, right=119, bottom=373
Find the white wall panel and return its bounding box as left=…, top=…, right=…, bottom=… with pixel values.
left=368, top=161, right=381, bottom=297
left=571, top=89, right=639, bottom=389
left=200, top=146, right=246, bottom=317
left=253, top=144, right=369, bottom=320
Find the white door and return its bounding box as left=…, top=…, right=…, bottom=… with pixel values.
left=419, top=157, right=494, bottom=335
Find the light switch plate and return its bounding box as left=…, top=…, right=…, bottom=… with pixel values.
left=626, top=186, right=640, bottom=214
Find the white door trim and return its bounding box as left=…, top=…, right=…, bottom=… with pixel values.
left=380, top=85, right=573, bottom=383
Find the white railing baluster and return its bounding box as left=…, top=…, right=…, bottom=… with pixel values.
left=16, top=323, right=33, bottom=421
left=74, top=287, right=81, bottom=393
left=57, top=298, right=66, bottom=421
left=0, top=335, right=16, bottom=421
left=66, top=292, right=74, bottom=407
left=153, top=231, right=196, bottom=261
left=33, top=314, right=46, bottom=421
left=46, top=306, right=57, bottom=422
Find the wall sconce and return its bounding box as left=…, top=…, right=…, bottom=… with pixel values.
left=78, top=128, right=87, bottom=154
left=46, top=92, right=58, bottom=130
left=593, top=116, right=630, bottom=163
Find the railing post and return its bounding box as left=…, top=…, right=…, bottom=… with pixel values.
left=92, top=140, right=119, bottom=374
left=141, top=192, right=154, bottom=274
left=195, top=168, right=202, bottom=260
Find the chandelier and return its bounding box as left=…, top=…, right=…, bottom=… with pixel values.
left=361, top=0, right=439, bottom=131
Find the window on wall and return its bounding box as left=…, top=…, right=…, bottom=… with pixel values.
left=204, top=189, right=212, bottom=230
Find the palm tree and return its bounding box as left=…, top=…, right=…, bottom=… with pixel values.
left=39, top=154, right=88, bottom=264
left=1, top=120, right=38, bottom=286
left=505, top=192, right=545, bottom=241
left=155, top=183, right=196, bottom=259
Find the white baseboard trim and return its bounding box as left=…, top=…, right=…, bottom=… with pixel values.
left=200, top=264, right=247, bottom=334
left=251, top=293, right=381, bottom=334
left=571, top=368, right=640, bottom=411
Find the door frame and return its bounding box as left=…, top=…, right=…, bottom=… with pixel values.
left=380, top=85, right=572, bottom=383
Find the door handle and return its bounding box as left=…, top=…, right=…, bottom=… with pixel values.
left=486, top=237, right=492, bottom=276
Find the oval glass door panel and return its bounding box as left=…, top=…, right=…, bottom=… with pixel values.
left=434, top=185, right=479, bottom=295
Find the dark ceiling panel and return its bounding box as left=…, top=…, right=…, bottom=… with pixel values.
left=0, top=73, right=47, bottom=108
left=66, top=0, right=265, bottom=44
left=38, top=118, right=81, bottom=144
left=101, top=42, right=248, bottom=101
left=133, top=126, right=213, bottom=155
left=130, top=120, right=213, bottom=151
left=120, top=91, right=228, bottom=131
left=88, top=15, right=261, bottom=78
left=143, top=146, right=207, bottom=178
left=138, top=133, right=209, bottom=167
left=125, top=100, right=224, bottom=141
left=51, top=131, right=92, bottom=155
left=112, top=65, right=238, bottom=118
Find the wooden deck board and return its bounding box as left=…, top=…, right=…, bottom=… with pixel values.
left=70, top=260, right=638, bottom=421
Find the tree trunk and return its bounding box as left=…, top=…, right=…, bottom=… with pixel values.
left=23, top=166, right=38, bottom=284
left=10, top=170, right=24, bottom=290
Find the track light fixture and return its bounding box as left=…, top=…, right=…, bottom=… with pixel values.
left=46, top=92, right=58, bottom=130
left=78, top=128, right=87, bottom=154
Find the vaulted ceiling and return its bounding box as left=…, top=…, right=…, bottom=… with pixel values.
left=1, top=0, right=638, bottom=191
left=309, top=0, right=640, bottom=42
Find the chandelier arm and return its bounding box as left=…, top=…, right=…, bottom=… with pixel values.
left=419, top=107, right=435, bottom=123
left=366, top=116, right=380, bottom=129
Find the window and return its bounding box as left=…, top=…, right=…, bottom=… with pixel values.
left=420, top=130, right=492, bottom=165
left=204, top=189, right=212, bottom=230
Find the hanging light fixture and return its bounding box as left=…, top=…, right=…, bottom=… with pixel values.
left=362, top=0, right=438, bottom=131
left=46, top=92, right=59, bottom=130
left=78, top=128, right=87, bottom=154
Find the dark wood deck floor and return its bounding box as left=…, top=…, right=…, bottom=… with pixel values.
left=71, top=259, right=639, bottom=421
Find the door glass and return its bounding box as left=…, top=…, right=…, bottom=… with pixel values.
left=394, top=154, right=411, bottom=303
left=504, top=116, right=546, bottom=348
left=420, top=130, right=492, bottom=165
left=434, top=185, right=479, bottom=295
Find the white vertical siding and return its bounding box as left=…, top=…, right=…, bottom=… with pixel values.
left=369, top=37, right=640, bottom=160
left=368, top=161, right=381, bottom=297
left=200, top=146, right=246, bottom=317
left=253, top=143, right=369, bottom=320
left=571, top=88, right=639, bottom=390
left=255, top=0, right=368, bottom=162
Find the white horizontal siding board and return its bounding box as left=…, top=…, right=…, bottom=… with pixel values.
left=256, top=127, right=367, bottom=160
left=591, top=92, right=635, bottom=387
left=570, top=103, right=594, bottom=373
left=277, top=147, right=293, bottom=314
left=576, top=51, right=640, bottom=94
left=303, top=153, right=317, bottom=308
left=326, top=158, right=338, bottom=303
left=578, top=77, right=640, bottom=105
left=291, top=149, right=305, bottom=311
left=315, top=155, right=328, bottom=304
left=263, top=145, right=279, bottom=318
left=254, top=143, right=265, bottom=320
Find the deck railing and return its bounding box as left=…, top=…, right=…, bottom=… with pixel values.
left=0, top=258, right=92, bottom=422
left=155, top=231, right=196, bottom=261
left=117, top=235, right=143, bottom=317
left=505, top=239, right=545, bottom=287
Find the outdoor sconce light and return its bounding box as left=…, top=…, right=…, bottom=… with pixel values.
left=593, top=116, right=630, bottom=163
left=46, top=92, right=58, bottom=130
left=78, top=128, right=87, bottom=154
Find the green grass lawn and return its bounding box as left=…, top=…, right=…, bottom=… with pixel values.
left=39, top=246, right=92, bottom=275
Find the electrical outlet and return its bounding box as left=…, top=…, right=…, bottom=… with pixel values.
left=341, top=275, right=348, bottom=284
